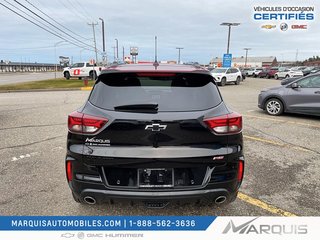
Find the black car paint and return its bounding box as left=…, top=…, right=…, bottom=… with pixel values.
left=66, top=68, right=244, bottom=206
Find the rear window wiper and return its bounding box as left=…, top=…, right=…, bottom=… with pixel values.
left=114, top=104, right=158, bottom=113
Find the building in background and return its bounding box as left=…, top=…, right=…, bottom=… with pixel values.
left=210, top=56, right=278, bottom=68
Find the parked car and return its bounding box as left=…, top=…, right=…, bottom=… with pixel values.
left=239, top=68, right=248, bottom=80
left=257, top=69, right=269, bottom=78
left=258, top=74, right=320, bottom=116
left=257, top=67, right=279, bottom=78
left=280, top=77, right=300, bottom=85
left=274, top=68, right=304, bottom=79
left=66, top=63, right=245, bottom=207
left=302, top=67, right=320, bottom=76
left=63, top=62, right=102, bottom=80
left=210, top=67, right=242, bottom=86
left=252, top=68, right=264, bottom=77
left=240, top=68, right=251, bottom=76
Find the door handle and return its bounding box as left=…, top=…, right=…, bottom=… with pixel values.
left=315, top=91, right=320, bottom=94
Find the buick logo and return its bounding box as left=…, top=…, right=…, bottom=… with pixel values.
left=145, top=123, right=167, bottom=132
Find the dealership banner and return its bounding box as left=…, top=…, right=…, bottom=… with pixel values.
left=0, top=216, right=319, bottom=239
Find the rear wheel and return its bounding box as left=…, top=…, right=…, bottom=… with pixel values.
left=64, top=71, right=70, bottom=80
left=220, top=77, right=226, bottom=86
left=90, top=71, right=97, bottom=80
left=285, top=75, right=290, bottom=79
left=274, top=74, right=278, bottom=80
left=235, top=76, right=240, bottom=85
left=265, top=98, right=284, bottom=116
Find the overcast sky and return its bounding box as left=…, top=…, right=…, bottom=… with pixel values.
left=0, top=0, right=319, bottom=64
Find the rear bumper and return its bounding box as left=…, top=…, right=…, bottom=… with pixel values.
left=73, top=186, right=237, bottom=203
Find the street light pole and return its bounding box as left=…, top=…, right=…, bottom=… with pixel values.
left=176, top=47, right=184, bottom=64
left=99, top=18, right=107, bottom=63
left=115, top=39, right=119, bottom=63
left=54, top=40, right=66, bottom=79
left=220, top=22, right=240, bottom=54
left=243, top=48, right=251, bottom=67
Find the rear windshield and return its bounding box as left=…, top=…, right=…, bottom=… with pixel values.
left=89, top=72, right=222, bottom=112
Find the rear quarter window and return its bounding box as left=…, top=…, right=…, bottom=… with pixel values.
left=89, top=72, right=222, bottom=112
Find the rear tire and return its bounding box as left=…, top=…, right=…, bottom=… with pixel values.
left=221, top=77, right=226, bottom=86
left=274, top=74, right=278, bottom=80
left=265, top=98, right=284, bottom=116
left=235, top=76, right=240, bottom=85
left=90, top=71, right=97, bottom=80
left=285, top=75, right=290, bottom=79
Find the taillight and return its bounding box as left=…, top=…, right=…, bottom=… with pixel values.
left=66, top=161, right=73, bottom=182
left=237, top=160, right=244, bottom=183
left=203, top=112, right=242, bottom=134
left=68, top=111, right=108, bottom=134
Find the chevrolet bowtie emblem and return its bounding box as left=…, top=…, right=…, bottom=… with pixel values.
left=145, top=123, right=167, bottom=131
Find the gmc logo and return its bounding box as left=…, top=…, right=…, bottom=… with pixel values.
left=291, top=25, right=307, bottom=29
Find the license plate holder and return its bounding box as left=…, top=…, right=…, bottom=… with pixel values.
left=138, top=168, right=173, bottom=188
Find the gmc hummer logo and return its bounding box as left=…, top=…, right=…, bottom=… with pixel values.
left=145, top=123, right=167, bottom=132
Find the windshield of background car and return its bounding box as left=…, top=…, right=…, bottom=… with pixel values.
left=211, top=68, right=227, bottom=73
left=89, top=72, right=222, bottom=112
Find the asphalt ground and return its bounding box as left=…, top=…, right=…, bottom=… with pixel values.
left=0, top=77, right=319, bottom=216
left=0, top=72, right=63, bottom=85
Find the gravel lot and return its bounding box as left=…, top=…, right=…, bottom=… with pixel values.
left=0, top=77, right=319, bottom=216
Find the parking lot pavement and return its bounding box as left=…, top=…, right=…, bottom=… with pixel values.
left=0, top=77, right=319, bottom=216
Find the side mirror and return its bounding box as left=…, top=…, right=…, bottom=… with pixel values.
left=291, top=83, right=300, bottom=89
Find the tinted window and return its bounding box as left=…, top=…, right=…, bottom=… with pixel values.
left=89, top=73, right=222, bottom=112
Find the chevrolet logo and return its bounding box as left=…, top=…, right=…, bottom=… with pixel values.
left=145, top=123, right=167, bottom=132
left=261, top=24, right=276, bottom=29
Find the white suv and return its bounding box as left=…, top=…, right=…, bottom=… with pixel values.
left=210, top=67, right=242, bottom=86
left=274, top=68, right=304, bottom=79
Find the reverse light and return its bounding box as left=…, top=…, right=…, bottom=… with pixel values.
left=66, top=161, right=73, bottom=182
left=204, top=112, right=242, bottom=134
left=68, top=111, right=108, bottom=134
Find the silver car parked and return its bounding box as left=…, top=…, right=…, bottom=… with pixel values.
left=258, top=74, right=320, bottom=116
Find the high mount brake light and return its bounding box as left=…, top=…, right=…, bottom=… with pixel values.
left=68, top=111, right=108, bottom=134
left=136, top=73, right=176, bottom=77
left=204, top=112, right=242, bottom=134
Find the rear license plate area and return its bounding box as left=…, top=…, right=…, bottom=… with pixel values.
left=138, top=168, right=173, bottom=188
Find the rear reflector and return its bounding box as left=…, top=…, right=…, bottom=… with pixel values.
left=68, top=111, right=108, bottom=134
left=237, top=160, right=244, bottom=182
left=203, top=112, right=242, bottom=134
left=66, top=161, right=73, bottom=182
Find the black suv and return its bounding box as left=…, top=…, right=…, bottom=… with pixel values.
left=66, top=63, right=244, bottom=207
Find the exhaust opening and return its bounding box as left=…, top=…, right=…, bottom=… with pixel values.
left=215, top=196, right=227, bottom=204
left=83, top=196, right=96, bottom=205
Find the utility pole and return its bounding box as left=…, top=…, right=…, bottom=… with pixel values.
left=243, top=48, right=251, bottom=67
left=88, top=22, right=98, bottom=63
left=99, top=18, right=107, bottom=63
left=115, top=39, right=119, bottom=63
left=112, top=46, right=116, bottom=62
left=122, top=46, right=125, bottom=62
left=176, top=47, right=184, bottom=64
